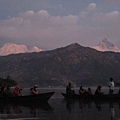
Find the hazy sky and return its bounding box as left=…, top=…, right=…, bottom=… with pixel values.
left=0, top=0, right=120, bottom=50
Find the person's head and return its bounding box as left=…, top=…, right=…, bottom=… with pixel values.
left=110, top=77, right=113, bottom=82
left=80, top=86, right=83, bottom=90
left=97, top=86, right=101, bottom=90
left=7, top=86, right=10, bottom=90
left=68, top=82, right=71, bottom=86
left=30, top=88, right=33, bottom=91
left=19, top=88, right=22, bottom=91
left=34, top=85, right=38, bottom=89
left=88, top=88, right=91, bottom=91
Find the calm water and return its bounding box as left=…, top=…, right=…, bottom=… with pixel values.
left=1, top=87, right=120, bottom=120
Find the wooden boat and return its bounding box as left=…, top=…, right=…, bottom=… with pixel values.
left=61, top=93, right=120, bottom=101
left=0, top=92, right=55, bottom=103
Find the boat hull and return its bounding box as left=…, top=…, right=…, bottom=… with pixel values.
left=0, top=92, right=55, bottom=103
left=62, top=93, right=120, bottom=102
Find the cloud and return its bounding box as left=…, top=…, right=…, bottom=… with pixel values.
left=78, top=3, right=96, bottom=18
left=0, top=8, right=120, bottom=49
left=87, top=3, right=96, bottom=11
left=105, top=11, right=119, bottom=18
left=104, top=0, right=120, bottom=7
left=0, top=10, right=79, bottom=48
left=92, top=11, right=120, bottom=26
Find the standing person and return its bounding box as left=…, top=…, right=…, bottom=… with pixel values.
left=108, top=77, right=115, bottom=95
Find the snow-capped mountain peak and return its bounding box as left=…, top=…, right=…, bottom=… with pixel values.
left=30, top=46, right=42, bottom=52
left=0, top=43, right=43, bottom=56
left=91, top=38, right=120, bottom=52
left=98, top=38, right=114, bottom=50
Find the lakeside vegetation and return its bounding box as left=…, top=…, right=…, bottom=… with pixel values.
left=0, top=75, right=17, bottom=87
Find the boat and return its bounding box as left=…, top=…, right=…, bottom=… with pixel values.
left=61, top=93, right=120, bottom=102
left=0, top=92, right=55, bottom=103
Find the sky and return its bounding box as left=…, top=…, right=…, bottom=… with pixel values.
left=0, top=0, right=120, bottom=50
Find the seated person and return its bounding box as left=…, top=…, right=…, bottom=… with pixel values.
left=19, top=88, right=22, bottom=96
left=66, top=82, right=75, bottom=94
left=13, top=86, right=21, bottom=96
left=29, top=88, right=34, bottom=95
left=4, top=86, right=12, bottom=97
left=32, top=85, right=39, bottom=95
left=87, top=87, right=93, bottom=95
left=95, top=86, right=103, bottom=95
left=79, top=86, right=86, bottom=95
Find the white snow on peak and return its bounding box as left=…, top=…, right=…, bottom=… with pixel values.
left=91, top=38, right=120, bottom=52
left=30, top=46, right=42, bottom=52
left=0, top=43, right=43, bottom=56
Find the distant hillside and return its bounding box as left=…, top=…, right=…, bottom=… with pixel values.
left=0, top=43, right=120, bottom=87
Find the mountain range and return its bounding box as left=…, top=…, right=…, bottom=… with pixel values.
left=0, top=38, right=119, bottom=56
left=0, top=43, right=120, bottom=87
left=0, top=43, right=43, bottom=56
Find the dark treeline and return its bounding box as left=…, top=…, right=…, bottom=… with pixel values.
left=0, top=75, right=17, bottom=87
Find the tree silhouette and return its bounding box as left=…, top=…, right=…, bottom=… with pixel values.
left=0, top=75, right=17, bottom=87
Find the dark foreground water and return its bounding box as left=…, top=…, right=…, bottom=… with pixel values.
left=0, top=88, right=120, bottom=120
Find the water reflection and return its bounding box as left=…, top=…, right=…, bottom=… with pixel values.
left=109, top=102, right=115, bottom=120
left=63, top=99, right=120, bottom=120
left=79, top=100, right=92, bottom=109
left=0, top=102, right=53, bottom=119
left=12, top=104, right=22, bottom=114
left=65, top=99, right=93, bottom=112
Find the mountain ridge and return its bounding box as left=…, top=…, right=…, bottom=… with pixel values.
left=0, top=38, right=120, bottom=56
left=0, top=43, right=43, bottom=56
left=0, top=43, right=120, bottom=87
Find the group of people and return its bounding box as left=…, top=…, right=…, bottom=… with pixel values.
left=0, top=77, right=115, bottom=97
left=79, top=86, right=94, bottom=95
left=0, top=86, right=22, bottom=97
left=0, top=85, right=39, bottom=97
left=66, top=77, right=115, bottom=95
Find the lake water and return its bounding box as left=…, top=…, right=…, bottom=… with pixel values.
left=0, top=87, right=120, bottom=120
